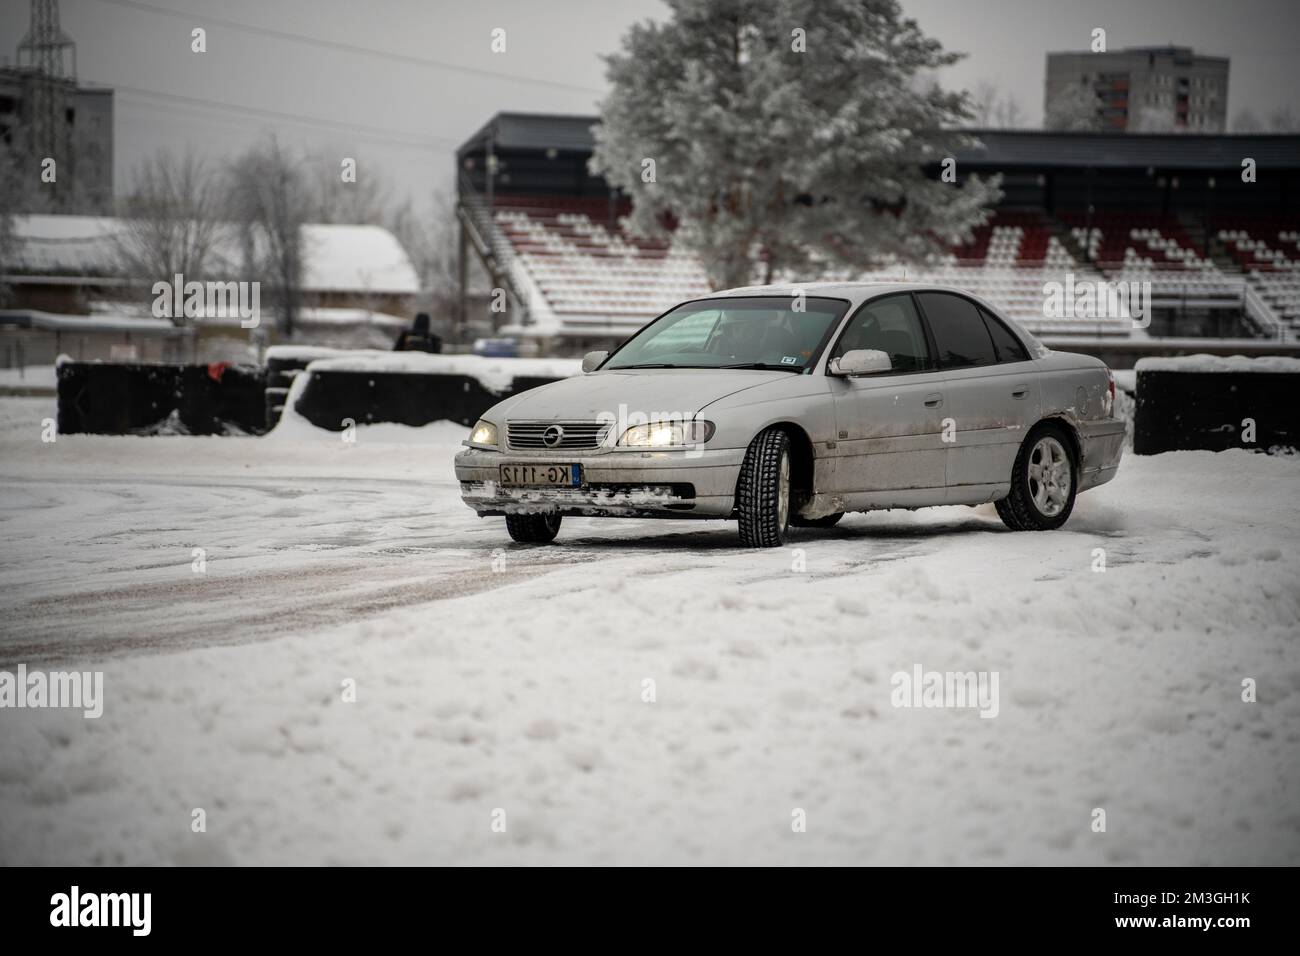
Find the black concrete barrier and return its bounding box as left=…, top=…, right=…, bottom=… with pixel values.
left=57, top=362, right=267, bottom=436
left=289, top=369, right=567, bottom=431
left=265, top=348, right=334, bottom=430
left=1134, top=361, right=1299, bottom=455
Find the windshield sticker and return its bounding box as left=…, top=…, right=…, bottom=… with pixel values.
left=781, top=356, right=798, bottom=365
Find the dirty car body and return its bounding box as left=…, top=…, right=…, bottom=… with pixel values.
left=454, top=282, right=1125, bottom=546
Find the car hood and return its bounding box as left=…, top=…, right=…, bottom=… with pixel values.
left=490, top=368, right=792, bottom=421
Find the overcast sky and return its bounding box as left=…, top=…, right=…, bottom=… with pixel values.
left=3, top=0, right=1297, bottom=214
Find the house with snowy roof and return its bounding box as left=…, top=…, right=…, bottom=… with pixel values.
left=1, top=214, right=421, bottom=365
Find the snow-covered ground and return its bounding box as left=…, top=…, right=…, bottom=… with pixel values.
left=0, top=394, right=1297, bottom=865
left=0, top=365, right=56, bottom=394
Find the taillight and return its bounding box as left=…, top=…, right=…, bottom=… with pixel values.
left=1106, top=369, right=1116, bottom=414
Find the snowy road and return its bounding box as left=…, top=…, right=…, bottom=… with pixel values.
left=1, top=396, right=1298, bottom=865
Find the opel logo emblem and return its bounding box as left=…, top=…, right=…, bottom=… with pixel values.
left=542, top=425, right=564, bottom=448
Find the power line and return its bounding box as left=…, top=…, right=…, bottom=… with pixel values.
left=83, top=0, right=606, bottom=95
left=114, top=94, right=447, bottom=153
left=98, top=79, right=461, bottom=150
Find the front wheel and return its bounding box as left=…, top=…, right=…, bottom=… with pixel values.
left=996, top=425, right=1077, bottom=531
left=792, top=511, right=843, bottom=529
left=736, top=428, right=792, bottom=547
left=505, top=512, right=562, bottom=543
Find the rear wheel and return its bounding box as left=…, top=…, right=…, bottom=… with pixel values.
left=737, top=428, right=792, bottom=547
left=505, top=512, right=562, bottom=543
left=996, top=425, right=1077, bottom=531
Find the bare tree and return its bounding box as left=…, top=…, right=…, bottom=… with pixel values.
left=389, top=189, right=458, bottom=321
left=226, top=139, right=309, bottom=338
left=114, top=150, right=223, bottom=323
left=1232, top=108, right=1265, bottom=133
left=0, top=142, right=29, bottom=306
left=1267, top=106, right=1299, bottom=133
left=970, top=80, right=999, bottom=126
left=305, top=150, right=389, bottom=225
left=993, top=92, right=1024, bottom=129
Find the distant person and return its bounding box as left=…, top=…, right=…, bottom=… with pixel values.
left=393, top=313, right=442, bottom=353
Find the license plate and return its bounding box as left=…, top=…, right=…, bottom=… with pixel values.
left=499, top=463, right=580, bottom=487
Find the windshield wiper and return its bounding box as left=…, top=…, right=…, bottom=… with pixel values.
left=718, top=362, right=803, bottom=372
left=611, top=363, right=681, bottom=369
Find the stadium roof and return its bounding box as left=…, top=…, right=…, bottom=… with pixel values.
left=954, top=130, right=1300, bottom=170
left=457, top=112, right=599, bottom=157
left=457, top=111, right=1300, bottom=171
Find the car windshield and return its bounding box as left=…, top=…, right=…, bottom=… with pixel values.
left=603, top=296, right=849, bottom=372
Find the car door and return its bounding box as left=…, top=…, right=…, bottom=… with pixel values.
left=913, top=292, right=1041, bottom=501
left=825, top=293, right=948, bottom=502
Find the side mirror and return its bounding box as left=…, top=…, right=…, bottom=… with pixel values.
left=829, top=349, right=892, bottom=377
left=581, top=350, right=609, bottom=373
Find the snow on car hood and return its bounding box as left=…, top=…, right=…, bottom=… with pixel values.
left=491, top=367, right=791, bottom=421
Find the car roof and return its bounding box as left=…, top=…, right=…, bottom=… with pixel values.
left=705, top=280, right=985, bottom=308
left=700, top=280, right=1046, bottom=355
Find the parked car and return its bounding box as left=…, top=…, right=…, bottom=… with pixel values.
left=455, top=282, right=1125, bottom=546
left=472, top=337, right=519, bottom=358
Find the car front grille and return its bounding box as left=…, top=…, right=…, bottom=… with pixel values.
left=507, top=420, right=610, bottom=450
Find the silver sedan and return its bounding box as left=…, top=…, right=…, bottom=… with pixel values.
left=455, top=282, right=1125, bottom=546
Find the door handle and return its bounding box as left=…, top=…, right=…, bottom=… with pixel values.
left=923, top=393, right=943, bottom=408
left=1011, top=385, right=1028, bottom=399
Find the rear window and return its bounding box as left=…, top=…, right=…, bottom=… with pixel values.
left=980, top=308, right=1030, bottom=363
left=916, top=292, right=997, bottom=369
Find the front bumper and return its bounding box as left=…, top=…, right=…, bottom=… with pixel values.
left=454, top=446, right=744, bottom=517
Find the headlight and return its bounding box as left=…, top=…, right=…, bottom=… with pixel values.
left=619, top=420, right=714, bottom=447
left=468, top=419, right=498, bottom=448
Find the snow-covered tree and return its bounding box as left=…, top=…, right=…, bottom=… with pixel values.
left=1045, top=84, right=1102, bottom=132
left=1129, top=106, right=1178, bottom=133
left=590, top=0, right=1000, bottom=289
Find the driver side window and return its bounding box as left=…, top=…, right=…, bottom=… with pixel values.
left=831, top=294, right=931, bottom=374
left=644, top=309, right=719, bottom=356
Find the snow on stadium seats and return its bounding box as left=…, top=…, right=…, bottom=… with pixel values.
left=492, top=195, right=711, bottom=335
left=1213, top=219, right=1300, bottom=334
left=488, top=197, right=1299, bottom=341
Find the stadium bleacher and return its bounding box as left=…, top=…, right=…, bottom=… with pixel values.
left=493, top=196, right=711, bottom=324
left=456, top=115, right=1300, bottom=350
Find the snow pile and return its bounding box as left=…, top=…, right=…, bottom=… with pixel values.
left=299, top=351, right=580, bottom=395
left=0, top=366, right=57, bottom=392
left=264, top=345, right=345, bottom=363
left=1136, top=354, right=1300, bottom=373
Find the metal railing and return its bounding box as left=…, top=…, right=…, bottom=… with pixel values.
left=1243, top=281, right=1289, bottom=341
left=457, top=171, right=532, bottom=327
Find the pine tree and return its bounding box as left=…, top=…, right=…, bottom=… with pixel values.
left=590, top=0, right=1001, bottom=289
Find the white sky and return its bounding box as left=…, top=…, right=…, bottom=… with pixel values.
left=2, top=0, right=1297, bottom=213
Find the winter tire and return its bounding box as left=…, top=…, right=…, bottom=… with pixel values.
left=737, top=427, right=792, bottom=547
left=505, top=512, right=562, bottom=543
left=996, top=424, right=1077, bottom=531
